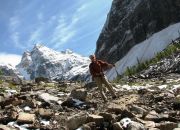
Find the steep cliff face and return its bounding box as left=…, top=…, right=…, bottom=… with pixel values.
left=95, top=0, right=180, bottom=63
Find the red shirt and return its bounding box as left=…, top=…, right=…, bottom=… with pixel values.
left=89, top=60, right=110, bottom=77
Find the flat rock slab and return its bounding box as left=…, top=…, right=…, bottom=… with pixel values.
left=87, top=114, right=104, bottom=125
left=39, top=108, right=53, bottom=119
left=17, top=112, right=36, bottom=124
left=0, top=124, right=16, bottom=130
left=39, top=92, right=59, bottom=103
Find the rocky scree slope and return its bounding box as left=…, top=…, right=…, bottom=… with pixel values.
left=0, top=50, right=180, bottom=129
left=132, top=41, right=180, bottom=79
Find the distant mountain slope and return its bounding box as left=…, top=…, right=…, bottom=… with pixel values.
left=96, top=0, right=180, bottom=63
left=0, top=63, right=21, bottom=78
left=16, top=44, right=90, bottom=81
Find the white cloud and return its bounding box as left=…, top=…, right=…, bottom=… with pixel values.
left=50, top=2, right=91, bottom=48
left=73, top=28, right=100, bottom=42
left=48, top=15, right=57, bottom=25
left=9, top=16, right=20, bottom=31
left=28, top=28, right=42, bottom=44
left=37, top=12, right=43, bottom=21
left=10, top=32, right=25, bottom=49
left=50, top=1, right=111, bottom=49
left=51, top=14, right=77, bottom=48
left=77, top=4, right=87, bottom=12
left=0, top=53, right=22, bottom=67
left=9, top=15, right=26, bottom=49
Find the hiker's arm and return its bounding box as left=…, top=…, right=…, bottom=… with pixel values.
left=98, top=60, right=114, bottom=69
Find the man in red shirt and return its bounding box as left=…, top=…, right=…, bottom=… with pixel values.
left=89, top=54, right=117, bottom=102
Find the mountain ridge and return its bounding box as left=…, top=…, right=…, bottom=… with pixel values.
left=16, top=44, right=90, bottom=81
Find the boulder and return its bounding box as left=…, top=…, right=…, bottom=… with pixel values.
left=87, top=114, right=104, bottom=126
left=99, top=112, right=116, bottom=122
left=144, top=111, right=159, bottom=121
left=70, top=88, right=87, bottom=101
left=127, top=121, right=146, bottom=130
left=0, top=96, right=5, bottom=106
left=156, top=122, right=178, bottom=130
left=17, top=112, right=36, bottom=124
left=0, top=124, right=16, bottom=130
left=20, top=85, right=32, bottom=92
left=84, top=82, right=97, bottom=89
left=129, top=105, right=148, bottom=116
left=113, top=122, right=123, bottom=130
left=38, top=108, right=53, bottom=119
left=38, top=92, right=59, bottom=104
left=107, top=103, right=125, bottom=114
left=66, top=113, right=87, bottom=130
left=35, top=77, right=49, bottom=84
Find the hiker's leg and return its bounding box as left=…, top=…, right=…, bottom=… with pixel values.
left=102, top=84, right=107, bottom=93
left=94, top=77, right=107, bottom=102
left=102, top=76, right=116, bottom=97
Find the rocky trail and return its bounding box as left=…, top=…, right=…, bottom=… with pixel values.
left=0, top=73, right=180, bottom=130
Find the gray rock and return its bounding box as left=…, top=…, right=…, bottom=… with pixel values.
left=99, top=112, right=116, bottom=122
left=20, top=85, right=32, bottom=92
left=156, top=122, right=178, bottom=130
left=113, top=122, right=123, bottom=130
left=17, top=112, right=36, bottom=124
left=148, top=128, right=160, bottom=130
left=84, top=82, right=97, bottom=90
left=66, top=113, right=87, bottom=130
left=107, top=103, right=125, bottom=114
left=38, top=108, right=53, bottom=119
left=127, top=121, right=146, bottom=130
left=81, top=124, right=91, bottom=130
left=129, top=105, right=148, bottom=116
left=144, top=111, right=159, bottom=121
left=0, top=124, right=16, bottom=130
left=87, top=114, right=104, bottom=126
left=95, top=0, right=180, bottom=63
left=0, top=96, right=5, bottom=106
left=70, top=88, right=87, bottom=101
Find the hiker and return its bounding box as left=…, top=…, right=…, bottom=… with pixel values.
left=89, top=54, right=117, bottom=102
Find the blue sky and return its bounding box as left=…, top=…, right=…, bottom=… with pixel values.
left=0, top=0, right=112, bottom=66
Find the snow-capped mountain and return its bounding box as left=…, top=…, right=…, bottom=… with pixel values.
left=0, top=63, right=22, bottom=78
left=16, top=44, right=90, bottom=81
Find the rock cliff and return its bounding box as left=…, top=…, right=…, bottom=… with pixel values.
left=95, top=0, right=180, bottom=63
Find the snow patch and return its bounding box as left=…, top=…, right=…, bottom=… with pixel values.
left=107, top=22, right=180, bottom=80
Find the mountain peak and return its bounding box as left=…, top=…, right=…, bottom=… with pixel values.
left=34, top=43, right=44, bottom=49
left=16, top=44, right=90, bottom=80
left=32, top=43, right=47, bottom=52
left=61, top=49, right=73, bottom=54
